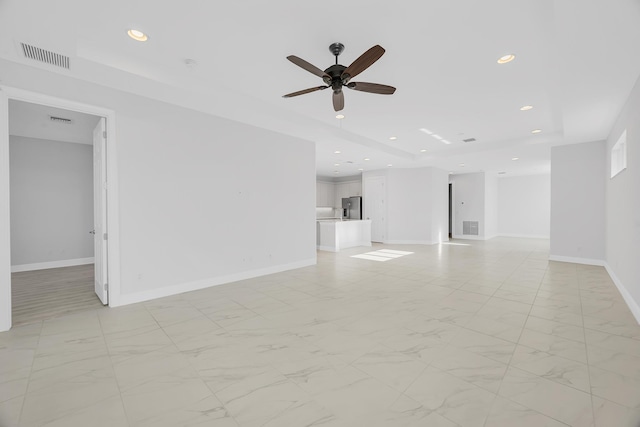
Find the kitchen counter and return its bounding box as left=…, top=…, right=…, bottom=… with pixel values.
left=316, top=219, right=372, bottom=252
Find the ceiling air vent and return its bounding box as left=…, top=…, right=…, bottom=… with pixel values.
left=462, top=138, right=476, bottom=143
left=20, top=42, right=70, bottom=69
left=49, top=116, right=72, bottom=124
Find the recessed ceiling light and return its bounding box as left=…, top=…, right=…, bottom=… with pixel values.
left=387, top=164, right=393, bottom=167
left=459, top=163, right=465, bottom=167
left=497, top=54, right=515, bottom=64
left=419, top=128, right=433, bottom=135
left=531, top=129, right=542, bottom=134
left=432, top=134, right=443, bottom=140
left=334, top=150, right=341, bottom=154
left=358, top=168, right=364, bottom=171
left=127, top=29, right=148, bottom=42
left=512, top=157, right=519, bottom=161
left=441, top=140, right=451, bottom=145
left=184, top=58, right=198, bottom=69
left=334, top=171, right=339, bottom=174
left=364, top=158, right=370, bottom=161
left=334, top=163, right=340, bottom=166
left=520, top=105, right=533, bottom=111
left=420, top=149, right=427, bottom=152
left=389, top=136, right=397, bottom=140
left=336, top=114, right=345, bottom=119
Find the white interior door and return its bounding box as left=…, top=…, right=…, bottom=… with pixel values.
left=364, top=176, right=386, bottom=242
left=93, top=118, right=108, bottom=304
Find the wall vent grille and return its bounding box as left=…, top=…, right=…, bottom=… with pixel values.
left=462, top=138, right=476, bottom=143
left=20, top=43, right=70, bottom=69
left=463, top=221, right=479, bottom=235
left=49, top=116, right=72, bottom=124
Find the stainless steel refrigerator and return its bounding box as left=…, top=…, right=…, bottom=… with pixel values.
left=341, top=196, right=362, bottom=220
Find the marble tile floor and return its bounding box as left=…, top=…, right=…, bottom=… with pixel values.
left=1, top=237, right=640, bottom=426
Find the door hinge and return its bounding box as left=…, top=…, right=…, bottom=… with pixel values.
left=103, top=233, right=108, bottom=240
left=102, top=131, right=107, bottom=139
left=104, top=283, right=108, bottom=291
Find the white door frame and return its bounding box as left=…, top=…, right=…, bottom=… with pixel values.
left=0, top=86, right=122, bottom=332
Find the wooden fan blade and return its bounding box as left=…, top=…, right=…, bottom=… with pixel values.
left=287, top=55, right=330, bottom=79
left=283, top=86, right=328, bottom=98
left=341, top=45, right=385, bottom=82
left=347, top=82, right=396, bottom=95
left=333, top=91, right=344, bottom=111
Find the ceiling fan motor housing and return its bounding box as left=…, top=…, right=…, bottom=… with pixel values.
left=325, top=64, right=347, bottom=91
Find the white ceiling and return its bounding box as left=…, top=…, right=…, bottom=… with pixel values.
left=1, top=0, right=639, bottom=178
left=9, top=100, right=100, bottom=145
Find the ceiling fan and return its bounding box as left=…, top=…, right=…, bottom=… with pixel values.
left=283, top=43, right=396, bottom=112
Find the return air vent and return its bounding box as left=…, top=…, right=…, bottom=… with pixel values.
left=463, top=221, right=479, bottom=235
left=20, top=42, right=70, bottom=69
left=462, top=138, right=476, bottom=143
left=50, top=116, right=72, bottom=124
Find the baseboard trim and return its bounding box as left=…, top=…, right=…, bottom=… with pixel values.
left=604, top=262, right=640, bottom=325
left=452, top=235, right=487, bottom=241
left=384, top=240, right=438, bottom=245
left=497, top=234, right=550, bottom=239
left=11, top=257, right=95, bottom=273
left=117, top=257, right=317, bottom=307
left=548, top=255, right=605, bottom=266
left=317, top=242, right=372, bottom=252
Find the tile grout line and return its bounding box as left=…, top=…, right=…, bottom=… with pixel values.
left=15, top=319, right=44, bottom=427
left=577, top=265, right=598, bottom=425
left=480, top=247, right=546, bottom=427
left=96, top=309, right=134, bottom=427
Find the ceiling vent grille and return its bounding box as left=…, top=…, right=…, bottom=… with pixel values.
left=20, top=43, right=70, bottom=69
left=49, top=116, right=72, bottom=124
left=462, top=138, right=476, bottom=143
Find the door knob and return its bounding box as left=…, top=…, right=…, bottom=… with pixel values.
left=89, top=230, right=96, bottom=235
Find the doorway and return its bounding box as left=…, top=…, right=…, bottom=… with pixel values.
left=0, top=87, right=120, bottom=332
left=8, top=100, right=107, bottom=325
left=449, top=183, right=453, bottom=239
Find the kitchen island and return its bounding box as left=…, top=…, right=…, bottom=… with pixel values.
left=316, top=219, right=372, bottom=252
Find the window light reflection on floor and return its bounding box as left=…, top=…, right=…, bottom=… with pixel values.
left=351, top=249, right=414, bottom=262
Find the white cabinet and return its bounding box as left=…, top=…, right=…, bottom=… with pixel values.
left=317, top=179, right=361, bottom=207
left=349, top=181, right=362, bottom=197
left=334, top=180, right=362, bottom=207
left=316, top=181, right=336, bottom=207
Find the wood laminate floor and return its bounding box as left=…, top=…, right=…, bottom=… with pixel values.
left=11, top=264, right=105, bottom=326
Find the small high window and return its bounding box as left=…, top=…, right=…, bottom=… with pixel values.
left=611, top=130, right=627, bottom=178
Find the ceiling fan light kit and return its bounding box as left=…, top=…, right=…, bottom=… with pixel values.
left=283, top=43, right=396, bottom=112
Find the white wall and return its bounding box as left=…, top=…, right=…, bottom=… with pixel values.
left=386, top=168, right=433, bottom=244
left=0, top=90, right=10, bottom=331
left=550, top=141, right=606, bottom=263
left=497, top=174, right=550, bottom=238
left=382, top=167, right=448, bottom=245
left=451, top=172, right=486, bottom=238
left=484, top=174, right=498, bottom=239
left=430, top=168, right=450, bottom=244
left=605, top=74, right=640, bottom=320
left=0, top=59, right=317, bottom=325
left=10, top=136, right=94, bottom=269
